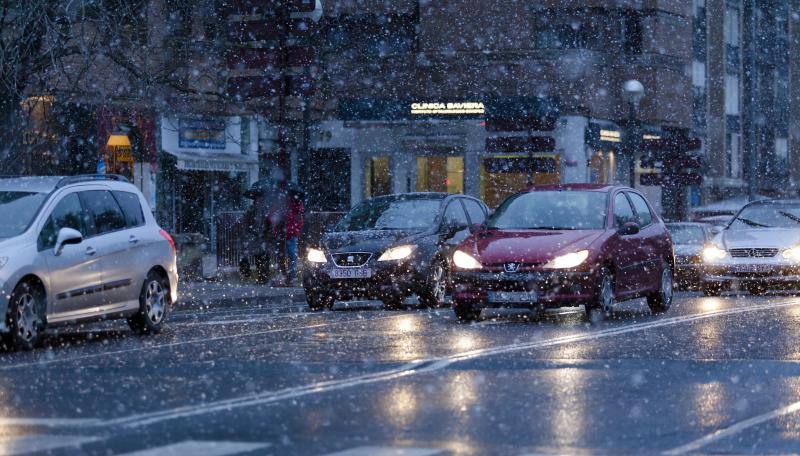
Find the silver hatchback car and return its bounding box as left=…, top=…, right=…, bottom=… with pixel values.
left=0, top=175, right=178, bottom=350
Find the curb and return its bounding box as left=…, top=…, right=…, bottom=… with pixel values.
left=175, top=290, right=307, bottom=310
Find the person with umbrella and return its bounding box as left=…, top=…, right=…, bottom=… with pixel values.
left=284, top=183, right=305, bottom=286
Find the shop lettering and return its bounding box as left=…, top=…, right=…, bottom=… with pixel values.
left=411, top=102, right=485, bottom=115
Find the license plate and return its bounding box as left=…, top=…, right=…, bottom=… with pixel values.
left=488, top=291, right=538, bottom=303
left=329, top=268, right=373, bottom=279
left=732, top=264, right=774, bottom=273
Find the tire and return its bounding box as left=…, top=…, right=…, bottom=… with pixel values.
left=419, top=260, right=448, bottom=308
left=587, top=267, right=614, bottom=323
left=306, top=290, right=333, bottom=312
left=128, top=271, right=170, bottom=335
left=7, top=281, right=46, bottom=351
left=647, top=263, right=674, bottom=314
left=702, top=281, right=724, bottom=296
left=453, top=301, right=480, bottom=323
left=382, top=297, right=404, bottom=310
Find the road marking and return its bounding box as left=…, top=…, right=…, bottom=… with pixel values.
left=64, top=299, right=797, bottom=430
left=0, top=313, right=412, bottom=371
left=118, top=440, right=271, bottom=456
left=0, top=434, right=99, bottom=455
left=324, top=446, right=443, bottom=456
left=0, top=417, right=104, bottom=428
left=663, top=400, right=800, bottom=455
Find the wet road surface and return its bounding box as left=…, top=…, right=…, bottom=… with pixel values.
left=1, top=293, right=800, bottom=454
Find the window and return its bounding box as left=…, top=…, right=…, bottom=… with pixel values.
left=443, top=201, right=469, bottom=227
left=725, top=75, right=740, bottom=115
left=628, top=193, right=653, bottom=226
left=692, top=61, right=706, bottom=88
left=613, top=194, right=636, bottom=227
left=463, top=200, right=486, bottom=225
left=726, top=133, right=741, bottom=178
left=724, top=7, right=740, bottom=46
left=80, top=191, right=127, bottom=235
left=113, top=191, right=145, bottom=228
left=38, top=193, right=88, bottom=251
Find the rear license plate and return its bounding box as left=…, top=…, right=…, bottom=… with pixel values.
left=329, top=268, right=373, bottom=279
left=488, top=291, right=538, bottom=303
left=732, top=264, right=775, bottom=273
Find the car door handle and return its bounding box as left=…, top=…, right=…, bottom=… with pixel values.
left=129, top=235, right=139, bottom=244
left=85, top=246, right=96, bottom=256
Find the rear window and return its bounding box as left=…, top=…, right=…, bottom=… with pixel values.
left=113, top=191, right=145, bottom=228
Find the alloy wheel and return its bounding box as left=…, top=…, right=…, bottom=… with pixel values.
left=661, top=268, right=673, bottom=305
left=431, top=264, right=446, bottom=303
left=16, top=293, right=40, bottom=342
left=145, top=280, right=166, bottom=324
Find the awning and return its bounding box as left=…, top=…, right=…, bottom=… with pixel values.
left=163, top=149, right=258, bottom=173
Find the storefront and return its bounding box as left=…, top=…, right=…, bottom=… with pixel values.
left=315, top=98, right=581, bottom=209
left=158, top=116, right=259, bottom=278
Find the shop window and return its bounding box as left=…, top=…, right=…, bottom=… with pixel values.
left=416, top=156, right=464, bottom=194
left=480, top=155, right=560, bottom=208
left=588, top=150, right=616, bottom=184
left=365, top=156, right=391, bottom=198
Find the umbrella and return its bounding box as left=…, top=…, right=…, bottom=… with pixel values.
left=244, top=178, right=282, bottom=199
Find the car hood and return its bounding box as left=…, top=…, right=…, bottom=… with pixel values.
left=321, top=229, right=425, bottom=254
left=464, top=229, right=605, bottom=265
left=719, top=229, right=800, bottom=249
left=673, top=244, right=704, bottom=257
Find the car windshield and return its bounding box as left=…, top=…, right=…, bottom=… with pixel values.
left=488, top=191, right=608, bottom=230
left=0, top=191, right=48, bottom=237
left=729, top=203, right=800, bottom=230
left=667, top=225, right=706, bottom=245
left=335, top=198, right=441, bottom=231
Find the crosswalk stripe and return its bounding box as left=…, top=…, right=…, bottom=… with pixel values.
left=0, top=434, right=99, bottom=455
left=323, top=446, right=443, bottom=456
left=118, top=440, right=271, bottom=456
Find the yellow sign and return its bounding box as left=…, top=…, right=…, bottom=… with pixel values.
left=411, top=102, right=485, bottom=115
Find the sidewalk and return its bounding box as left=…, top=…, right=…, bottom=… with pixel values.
left=176, top=281, right=306, bottom=310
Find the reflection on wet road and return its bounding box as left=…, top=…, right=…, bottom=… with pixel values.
left=0, top=293, right=799, bottom=454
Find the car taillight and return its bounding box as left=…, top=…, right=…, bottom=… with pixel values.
left=159, top=229, right=177, bottom=253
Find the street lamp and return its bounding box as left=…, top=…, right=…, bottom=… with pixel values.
left=622, top=80, right=645, bottom=188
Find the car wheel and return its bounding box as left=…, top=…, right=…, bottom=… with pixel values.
left=647, top=263, right=673, bottom=314
left=453, top=301, right=480, bottom=323
left=7, top=281, right=46, bottom=351
left=128, top=271, right=169, bottom=335
left=306, top=289, right=333, bottom=311
left=382, top=296, right=404, bottom=310
left=702, top=281, right=725, bottom=296
left=587, top=268, right=614, bottom=323
left=419, top=261, right=448, bottom=308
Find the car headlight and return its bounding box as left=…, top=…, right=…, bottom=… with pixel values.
left=378, top=244, right=416, bottom=262
left=306, top=248, right=327, bottom=263
left=702, top=245, right=727, bottom=262
left=453, top=250, right=483, bottom=270
left=782, top=246, right=800, bottom=262
left=544, top=250, right=590, bottom=269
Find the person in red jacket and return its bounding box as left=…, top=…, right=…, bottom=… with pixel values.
left=284, top=188, right=305, bottom=286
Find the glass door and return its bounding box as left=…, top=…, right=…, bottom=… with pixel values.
left=415, top=156, right=464, bottom=194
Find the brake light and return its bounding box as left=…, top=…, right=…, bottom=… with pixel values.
left=159, top=229, right=177, bottom=253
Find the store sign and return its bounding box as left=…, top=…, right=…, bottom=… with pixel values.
left=600, top=129, right=621, bottom=143
left=178, top=119, right=226, bottom=149
left=411, top=102, right=485, bottom=115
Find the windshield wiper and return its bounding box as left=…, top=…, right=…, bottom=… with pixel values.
left=779, top=211, right=800, bottom=224
left=736, top=217, right=771, bottom=228
left=528, top=226, right=577, bottom=230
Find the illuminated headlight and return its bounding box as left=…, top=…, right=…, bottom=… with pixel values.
left=306, top=248, right=327, bottom=263
left=782, top=246, right=800, bottom=262
left=544, top=250, right=589, bottom=269
left=378, top=244, right=416, bottom=262
left=702, top=245, right=727, bottom=263
left=453, top=250, right=483, bottom=270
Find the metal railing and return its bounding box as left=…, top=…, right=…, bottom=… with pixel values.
left=216, top=211, right=247, bottom=270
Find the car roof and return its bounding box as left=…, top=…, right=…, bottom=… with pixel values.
left=366, top=192, right=451, bottom=202
left=525, top=183, right=624, bottom=192
left=0, top=175, right=133, bottom=194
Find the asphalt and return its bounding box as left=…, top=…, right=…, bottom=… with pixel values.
left=1, top=292, right=800, bottom=455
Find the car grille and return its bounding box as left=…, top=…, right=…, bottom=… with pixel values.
left=728, top=248, right=779, bottom=258
left=332, top=252, right=372, bottom=267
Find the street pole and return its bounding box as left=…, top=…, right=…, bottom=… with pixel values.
left=744, top=0, right=758, bottom=201
left=628, top=102, right=639, bottom=189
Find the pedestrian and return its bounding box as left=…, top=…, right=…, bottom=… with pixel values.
left=267, top=180, right=289, bottom=286
left=285, top=187, right=305, bottom=286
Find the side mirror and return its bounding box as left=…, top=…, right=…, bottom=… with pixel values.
left=440, top=222, right=465, bottom=238
left=55, top=227, right=82, bottom=256
left=710, top=226, right=722, bottom=235
left=618, top=222, right=640, bottom=236
left=468, top=223, right=485, bottom=234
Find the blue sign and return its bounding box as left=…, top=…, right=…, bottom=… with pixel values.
left=178, top=118, right=226, bottom=149
left=96, top=157, right=106, bottom=174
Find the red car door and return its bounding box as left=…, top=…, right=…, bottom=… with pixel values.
left=609, top=192, right=642, bottom=297
left=626, top=192, right=663, bottom=293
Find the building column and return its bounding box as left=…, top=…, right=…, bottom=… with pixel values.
left=350, top=149, right=363, bottom=207
left=464, top=121, right=484, bottom=197
left=555, top=116, right=588, bottom=183
left=705, top=0, right=727, bottom=200
left=789, top=0, right=800, bottom=192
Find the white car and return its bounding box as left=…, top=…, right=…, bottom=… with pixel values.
left=0, top=175, right=178, bottom=350
left=701, top=199, right=800, bottom=295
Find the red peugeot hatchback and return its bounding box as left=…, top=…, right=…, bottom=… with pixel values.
left=451, top=184, right=674, bottom=322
